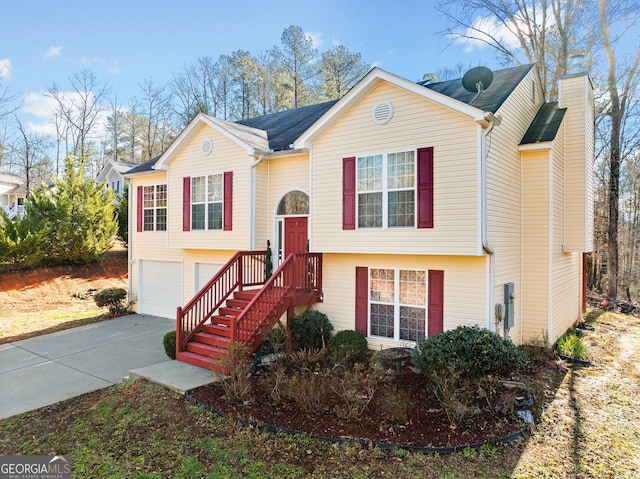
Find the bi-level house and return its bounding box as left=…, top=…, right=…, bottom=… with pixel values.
left=125, top=62, right=594, bottom=370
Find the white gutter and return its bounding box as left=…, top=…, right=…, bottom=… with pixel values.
left=248, top=150, right=272, bottom=249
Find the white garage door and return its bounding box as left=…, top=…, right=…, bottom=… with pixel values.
left=194, top=262, right=223, bottom=294
left=139, top=260, right=183, bottom=318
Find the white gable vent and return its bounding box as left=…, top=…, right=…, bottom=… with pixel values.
left=372, top=101, right=394, bottom=125
left=201, top=138, right=214, bottom=155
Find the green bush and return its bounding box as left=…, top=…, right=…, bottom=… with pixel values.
left=556, top=329, right=588, bottom=360
left=163, top=331, right=177, bottom=359
left=0, top=210, right=46, bottom=269
left=94, top=287, right=128, bottom=316
left=328, top=330, right=368, bottom=363
left=290, top=310, right=333, bottom=351
left=414, top=326, right=529, bottom=381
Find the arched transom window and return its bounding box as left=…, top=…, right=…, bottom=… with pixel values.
left=277, top=190, right=309, bottom=216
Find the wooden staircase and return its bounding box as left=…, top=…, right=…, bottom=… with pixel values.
left=176, top=251, right=323, bottom=372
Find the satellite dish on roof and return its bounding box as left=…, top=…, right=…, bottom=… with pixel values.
left=462, top=66, right=494, bottom=102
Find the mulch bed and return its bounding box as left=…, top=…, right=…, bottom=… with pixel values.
left=188, top=370, right=525, bottom=450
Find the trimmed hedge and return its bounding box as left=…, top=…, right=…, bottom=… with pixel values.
left=94, top=287, right=128, bottom=316
left=163, top=331, right=177, bottom=360
left=290, top=310, right=333, bottom=351
left=414, top=326, right=528, bottom=381
left=328, top=330, right=368, bottom=363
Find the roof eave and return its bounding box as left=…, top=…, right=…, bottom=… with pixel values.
left=294, top=68, right=487, bottom=148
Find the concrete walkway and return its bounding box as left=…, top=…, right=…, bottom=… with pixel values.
left=0, top=314, right=216, bottom=419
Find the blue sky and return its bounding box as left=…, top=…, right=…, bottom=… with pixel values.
left=1, top=0, right=502, bottom=138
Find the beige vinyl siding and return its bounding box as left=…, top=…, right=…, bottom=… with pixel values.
left=316, top=253, right=487, bottom=351
left=130, top=171, right=176, bottom=311
left=487, top=67, right=544, bottom=343
left=310, top=82, right=480, bottom=256
left=550, top=125, right=581, bottom=342
left=254, top=161, right=269, bottom=248
left=267, top=154, right=310, bottom=237
left=167, top=125, right=251, bottom=250
left=521, top=151, right=551, bottom=343
left=561, top=74, right=595, bottom=252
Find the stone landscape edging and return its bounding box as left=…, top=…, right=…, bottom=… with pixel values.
left=185, top=392, right=526, bottom=454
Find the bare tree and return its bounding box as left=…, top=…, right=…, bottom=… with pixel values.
left=137, top=78, right=173, bottom=160
left=598, top=0, right=640, bottom=298
left=437, top=0, right=599, bottom=100
left=7, top=116, right=53, bottom=194
left=47, top=69, right=111, bottom=163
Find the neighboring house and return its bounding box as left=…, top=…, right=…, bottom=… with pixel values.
left=0, top=173, right=27, bottom=220
left=125, top=62, right=594, bottom=370
left=96, top=160, right=137, bottom=196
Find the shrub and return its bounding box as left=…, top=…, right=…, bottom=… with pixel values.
left=163, top=331, right=177, bottom=359
left=328, top=330, right=368, bottom=364
left=414, top=326, right=529, bottom=381
left=0, top=210, right=46, bottom=269
left=219, top=343, right=253, bottom=403
left=330, top=362, right=384, bottom=420
left=290, top=310, right=333, bottom=351
left=94, top=287, right=128, bottom=316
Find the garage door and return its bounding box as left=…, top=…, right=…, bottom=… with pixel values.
left=139, top=260, right=182, bottom=318
left=194, top=262, right=223, bottom=294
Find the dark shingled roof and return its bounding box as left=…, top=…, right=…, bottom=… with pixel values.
left=421, top=64, right=535, bottom=113
left=520, top=102, right=566, bottom=144
left=125, top=156, right=161, bottom=175
left=237, top=100, right=338, bottom=151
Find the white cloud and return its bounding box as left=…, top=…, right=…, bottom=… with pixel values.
left=44, top=46, right=63, bottom=58
left=455, top=15, right=522, bottom=52
left=307, top=31, right=324, bottom=49
left=22, top=91, right=57, bottom=118
left=0, top=58, right=12, bottom=79
left=20, top=90, right=110, bottom=142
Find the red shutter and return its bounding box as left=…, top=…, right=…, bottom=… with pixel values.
left=343, top=157, right=356, bottom=230
left=136, top=186, right=143, bottom=232
left=417, top=147, right=434, bottom=228
left=428, top=270, right=444, bottom=336
left=223, top=171, right=233, bottom=231
left=182, top=177, right=191, bottom=231
left=355, top=266, right=368, bottom=336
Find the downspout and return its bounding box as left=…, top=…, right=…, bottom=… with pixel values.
left=481, top=113, right=498, bottom=331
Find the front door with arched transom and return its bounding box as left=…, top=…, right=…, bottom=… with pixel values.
left=276, top=190, right=309, bottom=266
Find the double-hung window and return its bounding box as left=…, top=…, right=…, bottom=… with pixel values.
left=369, top=268, right=426, bottom=341
left=357, top=150, right=415, bottom=228
left=142, top=185, right=167, bottom=231
left=191, top=174, right=223, bottom=230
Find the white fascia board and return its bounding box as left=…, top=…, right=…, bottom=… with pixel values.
left=293, top=68, right=486, bottom=148
left=154, top=114, right=267, bottom=169
left=519, top=141, right=553, bottom=152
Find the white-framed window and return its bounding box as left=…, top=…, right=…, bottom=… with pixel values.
left=357, top=150, right=416, bottom=228
left=369, top=268, right=426, bottom=341
left=143, top=185, right=167, bottom=231
left=191, top=174, right=223, bottom=230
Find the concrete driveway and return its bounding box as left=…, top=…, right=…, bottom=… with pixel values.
left=0, top=314, right=189, bottom=419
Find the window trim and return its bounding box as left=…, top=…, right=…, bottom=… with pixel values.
left=190, top=173, right=223, bottom=231
left=356, top=149, right=417, bottom=229
left=368, top=267, right=427, bottom=342
left=141, top=184, right=167, bottom=232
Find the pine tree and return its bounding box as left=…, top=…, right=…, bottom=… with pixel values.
left=26, top=156, right=117, bottom=264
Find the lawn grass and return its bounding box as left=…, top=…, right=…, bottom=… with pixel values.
left=1, top=310, right=638, bottom=478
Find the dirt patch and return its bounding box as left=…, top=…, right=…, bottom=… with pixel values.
left=0, top=250, right=128, bottom=343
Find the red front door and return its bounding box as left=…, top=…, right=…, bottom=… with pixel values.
left=284, top=217, right=308, bottom=257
